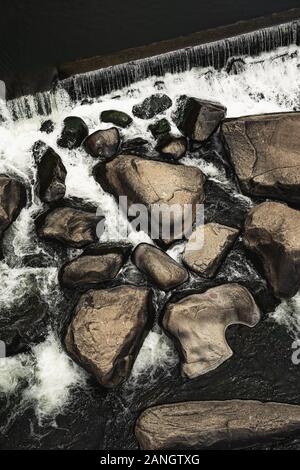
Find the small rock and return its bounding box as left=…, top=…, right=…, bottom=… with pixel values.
left=148, top=118, right=171, bottom=138
left=59, top=242, right=132, bottom=288
left=225, top=57, right=246, bottom=75
left=132, top=243, right=188, bottom=290
left=135, top=400, right=300, bottom=450
left=122, top=137, right=149, bottom=152
left=40, top=119, right=54, bottom=134
left=243, top=201, right=300, bottom=298
left=132, top=94, right=172, bottom=120
left=57, top=116, right=88, bottom=149
left=156, top=134, right=187, bottom=160
left=183, top=223, right=239, bottom=277
left=173, top=95, right=226, bottom=141
left=100, top=110, right=132, bottom=128
left=163, top=283, right=260, bottom=378
left=83, top=127, right=120, bottom=160
left=36, top=207, right=102, bottom=248
left=65, top=285, right=151, bottom=387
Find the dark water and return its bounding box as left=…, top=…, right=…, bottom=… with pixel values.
left=0, top=0, right=300, bottom=78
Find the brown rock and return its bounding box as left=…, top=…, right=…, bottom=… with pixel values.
left=59, top=242, right=131, bottom=288
left=0, top=175, right=26, bottom=252
left=183, top=223, right=239, bottom=278
left=94, top=155, right=205, bottom=244
left=83, top=127, right=120, bottom=160
left=156, top=134, right=187, bottom=160
left=243, top=201, right=300, bottom=298
left=65, top=285, right=151, bottom=387
left=37, top=207, right=102, bottom=248
left=162, top=284, right=260, bottom=378
left=222, top=112, right=300, bottom=203
left=135, top=400, right=300, bottom=450
left=132, top=243, right=188, bottom=290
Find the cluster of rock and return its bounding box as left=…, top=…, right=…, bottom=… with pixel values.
left=3, top=92, right=300, bottom=448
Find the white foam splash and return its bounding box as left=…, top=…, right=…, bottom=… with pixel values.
left=270, top=292, right=300, bottom=338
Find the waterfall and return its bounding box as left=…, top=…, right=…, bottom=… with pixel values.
left=3, top=19, right=300, bottom=120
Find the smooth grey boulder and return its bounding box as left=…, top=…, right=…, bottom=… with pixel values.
left=222, top=112, right=300, bottom=203
left=135, top=400, right=300, bottom=450
left=94, top=155, right=205, bottom=244
left=57, top=116, right=88, bottom=149
left=183, top=223, right=239, bottom=278
left=133, top=94, right=172, bottom=120
left=100, top=110, right=132, bottom=128
left=59, top=242, right=131, bottom=288
left=37, top=207, right=102, bottom=248
left=83, top=127, right=120, bottom=160
left=156, top=134, right=187, bottom=160
left=33, top=141, right=67, bottom=202
left=173, top=95, right=226, bottom=141
left=162, top=283, right=260, bottom=378
left=243, top=201, right=300, bottom=298
left=132, top=243, right=188, bottom=290
left=65, top=285, right=151, bottom=387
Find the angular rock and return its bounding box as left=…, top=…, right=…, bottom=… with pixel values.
left=156, top=134, right=187, bottom=160
left=132, top=243, right=188, bottom=290
left=135, top=400, right=300, bottom=450
left=148, top=118, right=171, bottom=138
left=40, top=119, right=54, bottom=134
left=0, top=175, right=26, bottom=252
left=162, top=284, right=260, bottom=378
left=33, top=141, right=67, bottom=202
left=83, top=127, right=120, bottom=160
left=173, top=96, right=226, bottom=141
left=222, top=113, right=300, bottom=204
left=36, top=207, right=102, bottom=248
left=59, top=242, right=132, bottom=288
left=122, top=137, right=148, bottom=153
left=65, top=285, right=151, bottom=387
left=243, top=201, right=300, bottom=298
left=183, top=223, right=239, bottom=278
left=57, top=116, right=88, bottom=149
left=94, top=155, right=205, bottom=244
left=132, top=94, right=172, bottom=120
left=100, top=110, right=132, bottom=128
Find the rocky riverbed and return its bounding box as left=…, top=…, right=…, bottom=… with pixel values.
left=1, top=44, right=300, bottom=450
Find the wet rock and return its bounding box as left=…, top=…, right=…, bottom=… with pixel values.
left=132, top=94, right=172, bottom=120
left=0, top=175, right=26, bottom=254
left=57, top=116, right=89, bottom=149
left=148, top=118, right=171, bottom=138
left=243, top=201, right=300, bottom=298
left=183, top=223, right=239, bottom=278
left=135, top=400, right=300, bottom=450
left=173, top=95, right=226, bottom=141
left=100, top=110, right=132, bottom=128
left=40, top=119, right=54, bottom=134
left=132, top=243, right=188, bottom=290
left=83, top=127, right=120, bottom=160
left=36, top=207, right=102, bottom=248
left=122, top=137, right=149, bottom=153
left=156, top=134, right=187, bottom=160
left=33, top=141, right=67, bottom=202
left=59, top=242, right=132, bottom=289
left=222, top=113, right=300, bottom=204
left=162, top=283, right=260, bottom=378
left=226, top=57, right=246, bottom=75
left=65, top=285, right=152, bottom=387
left=94, top=155, right=205, bottom=244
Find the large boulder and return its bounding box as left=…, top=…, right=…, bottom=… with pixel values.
left=0, top=175, right=26, bottom=253
left=135, top=400, right=300, bottom=450
left=65, top=285, right=151, bottom=387
left=94, top=155, right=205, bottom=244
left=132, top=243, right=188, bottom=290
left=33, top=141, right=67, bottom=202
left=83, top=127, right=120, bottom=160
left=156, top=134, right=187, bottom=160
left=222, top=113, right=300, bottom=203
left=183, top=223, right=239, bottom=278
left=162, top=284, right=260, bottom=378
left=132, top=94, right=172, bottom=120
left=59, top=242, right=131, bottom=289
left=173, top=96, right=226, bottom=141
left=243, top=201, right=300, bottom=298
left=57, top=116, right=88, bottom=149
left=36, top=207, right=102, bottom=248
left=100, top=110, right=132, bottom=128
